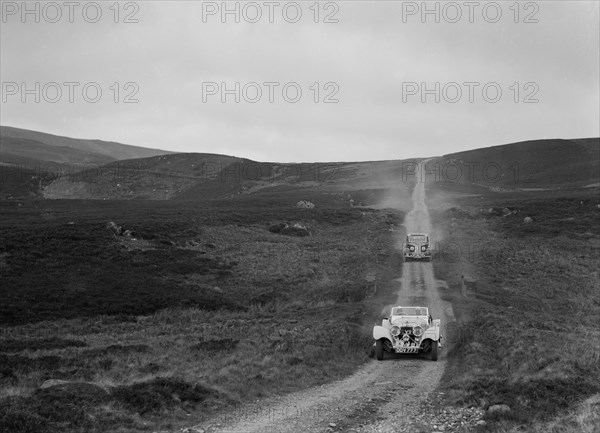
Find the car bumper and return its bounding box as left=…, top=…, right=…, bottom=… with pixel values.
left=395, top=346, right=420, bottom=353
left=404, top=253, right=431, bottom=259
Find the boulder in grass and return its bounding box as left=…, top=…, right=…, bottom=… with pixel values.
left=269, top=222, right=311, bottom=236
left=524, top=216, right=533, bottom=224
left=281, top=223, right=311, bottom=237
left=122, top=229, right=135, bottom=238
left=296, top=200, right=315, bottom=209
left=106, top=221, right=122, bottom=235
left=487, top=404, right=510, bottom=414
left=107, top=221, right=137, bottom=238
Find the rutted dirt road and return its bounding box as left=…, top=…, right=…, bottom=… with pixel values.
left=192, top=180, right=458, bottom=433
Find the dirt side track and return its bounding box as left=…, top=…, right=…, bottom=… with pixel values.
left=182, top=180, right=456, bottom=433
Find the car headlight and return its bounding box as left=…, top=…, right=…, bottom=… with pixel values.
left=409, top=245, right=415, bottom=252
left=413, top=326, right=423, bottom=336
left=390, top=326, right=400, bottom=337
left=421, top=244, right=428, bottom=252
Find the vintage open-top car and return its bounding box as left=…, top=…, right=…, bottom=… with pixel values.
left=373, top=306, right=441, bottom=361
left=403, top=233, right=432, bottom=262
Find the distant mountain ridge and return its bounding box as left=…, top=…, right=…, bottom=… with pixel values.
left=433, top=138, right=599, bottom=189
left=0, top=126, right=173, bottom=167
left=0, top=126, right=597, bottom=200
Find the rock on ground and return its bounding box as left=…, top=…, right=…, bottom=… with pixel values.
left=487, top=404, right=511, bottom=414
left=269, top=222, right=311, bottom=237
left=296, top=200, right=315, bottom=209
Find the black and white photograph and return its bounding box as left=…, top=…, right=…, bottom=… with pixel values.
left=1, top=1, right=599, bottom=432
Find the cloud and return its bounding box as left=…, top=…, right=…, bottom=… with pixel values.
left=1, top=1, right=598, bottom=162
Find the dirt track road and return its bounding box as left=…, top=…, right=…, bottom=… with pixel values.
left=195, top=180, right=456, bottom=433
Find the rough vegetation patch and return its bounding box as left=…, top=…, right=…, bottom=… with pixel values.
left=430, top=188, right=600, bottom=431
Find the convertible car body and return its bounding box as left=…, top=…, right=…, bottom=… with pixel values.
left=373, top=306, right=441, bottom=361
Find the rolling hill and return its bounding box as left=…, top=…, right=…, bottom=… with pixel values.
left=0, top=126, right=175, bottom=198
left=42, top=138, right=599, bottom=201
left=40, top=151, right=411, bottom=205
left=1, top=127, right=598, bottom=200
left=429, top=138, right=599, bottom=192
left=0, top=126, right=173, bottom=168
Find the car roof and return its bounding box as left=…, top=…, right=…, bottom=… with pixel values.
left=407, top=233, right=428, bottom=236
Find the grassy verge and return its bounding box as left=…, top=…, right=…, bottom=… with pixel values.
left=427, top=186, right=600, bottom=432
left=0, top=198, right=403, bottom=432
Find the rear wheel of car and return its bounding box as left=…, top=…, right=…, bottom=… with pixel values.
left=376, top=339, right=384, bottom=360
left=431, top=341, right=438, bottom=361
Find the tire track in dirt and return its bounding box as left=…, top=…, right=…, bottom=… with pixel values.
left=190, top=177, right=454, bottom=433
left=359, top=173, right=457, bottom=433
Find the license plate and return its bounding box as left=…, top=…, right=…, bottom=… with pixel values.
left=396, top=347, right=419, bottom=353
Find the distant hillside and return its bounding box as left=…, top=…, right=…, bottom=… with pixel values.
left=0, top=126, right=177, bottom=199
left=0, top=126, right=173, bottom=166
left=0, top=166, right=45, bottom=198
left=43, top=153, right=244, bottom=200
left=41, top=152, right=403, bottom=202
left=431, top=138, right=599, bottom=191
left=3, top=129, right=597, bottom=201
left=1, top=136, right=116, bottom=167
left=39, top=137, right=600, bottom=201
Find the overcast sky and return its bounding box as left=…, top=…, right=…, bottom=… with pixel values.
left=1, top=1, right=599, bottom=162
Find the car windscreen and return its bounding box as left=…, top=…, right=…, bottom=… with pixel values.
left=407, top=236, right=427, bottom=242
left=392, top=307, right=427, bottom=316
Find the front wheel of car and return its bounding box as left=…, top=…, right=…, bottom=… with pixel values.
left=376, top=339, right=384, bottom=360
left=431, top=341, right=438, bottom=361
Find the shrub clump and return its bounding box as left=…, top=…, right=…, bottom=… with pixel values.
left=0, top=382, right=110, bottom=433
left=190, top=339, right=239, bottom=352
left=111, top=377, right=216, bottom=414
left=0, top=409, right=48, bottom=433
left=0, top=338, right=87, bottom=353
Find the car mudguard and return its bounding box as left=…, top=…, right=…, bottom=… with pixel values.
left=373, top=325, right=392, bottom=342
